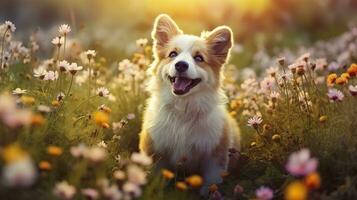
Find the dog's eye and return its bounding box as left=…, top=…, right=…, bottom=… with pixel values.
left=194, top=55, right=204, bottom=62
left=168, top=51, right=178, bottom=58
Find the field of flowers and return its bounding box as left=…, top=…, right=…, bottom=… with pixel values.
left=1, top=4, right=357, bottom=200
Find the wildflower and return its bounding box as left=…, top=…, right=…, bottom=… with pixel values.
left=57, top=92, right=65, bottom=101
left=113, top=170, right=125, bottom=180
left=347, top=63, right=357, bottom=77
left=33, top=67, right=47, bottom=79
left=131, top=152, right=152, bottom=166
left=12, top=88, right=26, bottom=95
left=247, top=116, right=263, bottom=129
left=277, top=57, right=285, bottom=66
left=96, top=87, right=110, bottom=97
left=136, top=38, right=148, bottom=47
left=93, top=111, right=109, bottom=126
left=84, top=50, right=96, bottom=60
left=209, top=184, right=218, bottom=192
left=176, top=181, right=188, bottom=191
left=210, top=191, right=223, bottom=200
left=297, top=52, right=310, bottom=62
left=123, top=182, right=142, bottom=198
left=341, top=72, right=350, bottom=80
left=66, top=62, right=83, bottom=75
left=2, top=144, right=26, bottom=163
left=44, top=70, right=59, bottom=81
left=127, top=113, right=136, bottom=120
left=286, top=148, right=318, bottom=176
left=284, top=181, right=307, bottom=200
left=255, top=186, right=274, bottom=200
left=185, top=175, right=203, bottom=187
left=348, top=85, right=357, bottom=96
left=84, top=147, right=107, bottom=163
left=53, top=181, right=76, bottom=200
left=52, top=36, right=64, bottom=47
left=20, top=96, right=35, bottom=105
left=319, top=115, right=327, bottom=123
left=52, top=100, right=60, bottom=107
left=326, top=73, right=337, bottom=86
left=5, top=21, right=16, bottom=32
left=233, top=184, right=244, bottom=195
left=81, top=188, right=99, bottom=200
left=102, top=184, right=122, bottom=200
left=58, top=60, right=70, bottom=72
left=38, top=161, right=52, bottom=171
left=58, top=24, right=71, bottom=35
left=47, top=146, right=63, bottom=156
left=127, top=164, right=147, bottom=185
left=266, top=67, right=278, bottom=77
left=31, top=114, right=45, bottom=126
left=270, top=91, right=280, bottom=103
left=260, top=77, right=275, bottom=92
left=70, top=144, right=88, bottom=158
left=98, top=104, right=112, bottom=113
left=97, top=141, right=107, bottom=149
left=304, top=172, right=321, bottom=189
left=162, top=169, right=175, bottom=180
left=2, top=156, right=37, bottom=187
left=335, top=76, right=347, bottom=85
left=37, top=105, right=51, bottom=113
left=327, top=89, right=344, bottom=102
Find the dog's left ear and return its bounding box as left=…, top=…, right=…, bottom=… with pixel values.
left=152, top=14, right=182, bottom=57
left=205, top=26, right=233, bottom=65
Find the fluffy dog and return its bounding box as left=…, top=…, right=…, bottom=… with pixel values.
left=139, top=14, right=240, bottom=194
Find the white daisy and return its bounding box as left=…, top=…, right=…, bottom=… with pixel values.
left=33, top=67, right=47, bottom=79
left=5, top=21, right=16, bottom=32
left=327, top=89, right=344, bottom=102
left=66, top=62, right=83, bottom=75
left=348, top=85, right=357, bottom=96
left=96, top=87, right=110, bottom=97
left=44, top=71, right=59, bottom=81
left=58, top=60, right=70, bottom=72
left=53, top=181, right=76, bottom=200
left=12, top=88, right=26, bottom=95
left=136, top=38, right=148, bottom=47
left=247, top=116, right=263, bottom=129
left=58, top=24, right=71, bottom=35
left=51, top=36, right=64, bottom=47
left=84, top=50, right=96, bottom=60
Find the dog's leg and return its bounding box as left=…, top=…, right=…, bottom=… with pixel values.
left=200, top=157, right=227, bottom=196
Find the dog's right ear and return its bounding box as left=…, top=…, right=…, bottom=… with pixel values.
left=152, top=14, right=182, bottom=57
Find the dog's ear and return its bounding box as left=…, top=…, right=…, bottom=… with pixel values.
left=152, top=14, right=182, bottom=56
left=205, top=26, right=233, bottom=65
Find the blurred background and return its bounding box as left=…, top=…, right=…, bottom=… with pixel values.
left=1, top=0, right=356, bottom=69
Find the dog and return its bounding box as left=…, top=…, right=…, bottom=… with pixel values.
left=139, top=14, right=240, bottom=194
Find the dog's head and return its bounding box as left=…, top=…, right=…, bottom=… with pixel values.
left=150, top=14, right=233, bottom=97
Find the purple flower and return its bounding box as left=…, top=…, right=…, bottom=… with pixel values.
left=327, top=89, right=344, bottom=102
left=255, top=186, right=273, bottom=200
left=286, top=148, right=318, bottom=176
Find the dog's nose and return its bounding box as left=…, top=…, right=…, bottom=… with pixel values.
left=175, top=61, right=189, bottom=73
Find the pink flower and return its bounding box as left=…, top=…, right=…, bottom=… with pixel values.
left=327, top=89, right=344, bottom=102
left=286, top=148, right=318, bottom=176
left=81, top=188, right=99, bottom=200
left=255, top=186, right=273, bottom=200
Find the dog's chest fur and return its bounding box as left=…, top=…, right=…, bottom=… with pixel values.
left=145, top=93, right=225, bottom=165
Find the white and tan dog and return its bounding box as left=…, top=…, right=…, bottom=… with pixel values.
left=139, top=14, right=240, bottom=194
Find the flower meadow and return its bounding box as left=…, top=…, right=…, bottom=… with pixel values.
left=0, top=20, right=357, bottom=200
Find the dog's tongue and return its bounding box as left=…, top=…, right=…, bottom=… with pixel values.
left=173, top=77, right=192, bottom=93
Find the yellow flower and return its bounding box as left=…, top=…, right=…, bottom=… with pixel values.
left=341, top=72, right=350, bottom=80
left=230, top=100, right=240, bottom=110
left=272, top=134, right=281, bottom=142
left=31, top=114, right=45, bottom=126
left=347, top=63, right=357, bottom=77
left=176, top=181, right=188, bottom=191
left=185, top=175, right=203, bottom=187
left=229, top=111, right=237, bottom=117
left=93, top=111, right=109, bottom=126
left=319, top=115, right=327, bottom=123
left=285, top=181, right=307, bottom=200
left=47, top=146, right=63, bottom=156
left=39, top=161, right=52, bottom=171
left=162, top=169, right=175, bottom=180
left=304, top=172, right=321, bottom=189
left=326, top=73, right=337, bottom=86
left=335, top=77, right=347, bottom=85
left=52, top=100, right=60, bottom=107
left=101, top=122, right=110, bottom=129
left=2, top=143, right=26, bottom=163
left=21, top=96, right=35, bottom=105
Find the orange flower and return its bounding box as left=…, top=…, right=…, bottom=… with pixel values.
left=319, top=115, right=327, bottom=123
left=326, top=73, right=337, bottom=86
left=93, top=111, right=109, bottom=126
left=185, top=175, right=203, bottom=187
left=52, top=100, right=60, bottom=107
left=101, top=122, right=110, bottom=129
left=285, top=181, right=307, bottom=200
left=335, top=77, right=347, bottom=85
left=304, top=172, right=321, bottom=189
left=2, top=143, right=27, bottom=163
left=347, top=63, right=357, bottom=77
left=31, top=114, right=45, bottom=126
left=21, top=96, right=35, bottom=105
left=162, top=169, right=175, bottom=180
left=39, top=161, right=52, bottom=171
left=341, top=72, right=350, bottom=80
left=230, top=100, right=240, bottom=110
left=47, top=146, right=63, bottom=156
left=230, top=111, right=237, bottom=117
left=176, top=181, right=188, bottom=191
left=209, top=184, right=218, bottom=192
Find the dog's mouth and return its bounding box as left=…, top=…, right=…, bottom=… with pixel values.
left=168, top=75, right=201, bottom=95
